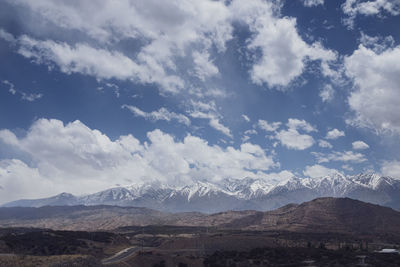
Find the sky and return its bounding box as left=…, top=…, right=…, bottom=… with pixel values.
left=1, top=0, right=400, bottom=203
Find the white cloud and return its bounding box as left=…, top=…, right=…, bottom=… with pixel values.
left=318, top=139, right=333, bottom=149
left=242, top=129, right=257, bottom=142
left=3, top=0, right=337, bottom=93
left=343, top=0, right=400, bottom=16
left=352, top=141, right=370, bottom=150
left=242, top=135, right=250, bottom=142
left=381, top=160, right=400, bottom=178
left=287, top=118, right=317, bottom=132
left=263, top=170, right=295, bottom=181
left=0, top=159, right=58, bottom=203
left=360, top=32, right=395, bottom=54
left=2, top=80, right=42, bottom=101
left=16, top=35, right=184, bottom=93
left=188, top=86, right=230, bottom=99
left=0, top=118, right=277, bottom=203
left=0, top=130, right=19, bottom=147
left=208, top=119, right=232, bottom=138
left=302, top=0, right=324, bottom=7
left=342, top=164, right=354, bottom=171
left=345, top=44, right=400, bottom=134
left=303, top=164, right=340, bottom=178
left=9, top=0, right=234, bottom=48
left=2, top=80, right=16, bottom=95
left=258, top=119, right=281, bottom=132
left=192, top=51, right=219, bottom=81
left=342, top=0, right=400, bottom=27
left=326, top=128, right=345, bottom=139
left=312, top=150, right=367, bottom=163
left=188, top=100, right=232, bottom=138
left=122, top=105, right=190, bottom=126
left=242, top=114, right=250, bottom=122
left=274, top=118, right=316, bottom=150
left=99, top=83, right=120, bottom=97
left=3, top=0, right=233, bottom=93
left=21, top=92, right=43, bottom=102
left=230, top=0, right=336, bottom=87
left=244, top=129, right=257, bottom=135
left=0, top=28, right=15, bottom=42
left=319, top=84, right=334, bottom=102
left=276, top=129, right=315, bottom=150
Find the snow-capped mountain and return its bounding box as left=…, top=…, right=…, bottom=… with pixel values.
left=3, top=173, right=400, bottom=212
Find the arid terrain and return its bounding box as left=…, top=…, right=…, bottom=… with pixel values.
left=2, top=197, right=400, bottom=234
left=0, top=197, right=400, bottom=266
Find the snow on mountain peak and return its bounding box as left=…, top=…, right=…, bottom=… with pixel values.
left=350, top=173, right=395, bottom=189
left=179, top=180, right=229, bottom=201
left=4, top=173, right=400, bottom=212
left=217, top=177, right=275, bottom=199
left=80, top=173, right=399, bottom=204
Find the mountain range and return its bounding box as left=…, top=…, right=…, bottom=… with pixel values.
left=3, top=173, right=400, bottom=213
left=1, top=197, right=400, bottom=235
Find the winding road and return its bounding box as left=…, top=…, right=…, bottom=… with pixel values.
left=101, top=246, right=141, bottom=265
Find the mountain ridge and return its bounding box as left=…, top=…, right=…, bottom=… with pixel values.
left=1, top=197, right=400, bottom=235
left=3, top=173, right=400, bottom=212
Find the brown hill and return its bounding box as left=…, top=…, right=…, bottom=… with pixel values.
left=0, top=205, right=173, bottom=230
left=213, top=197, right=400, bottom=235
left=0, top=198, right=399, bottom=237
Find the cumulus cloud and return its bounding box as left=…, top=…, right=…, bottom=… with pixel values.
left=287, top=118, right=317, bottom=133
left=303, top=164, right=340, bottom=178
left=360, top=32, right=395, bottom=53
left=312, top=150, right=367, bottom=163
left=231, top=0, right=336, bottom=88
left=244, top=129, right=258, bottom=135
left=258, top=119, right=281, bottom=132
left=326, top=129, right=345, bottom=139
left=276, top=129, right=315, bottom=150
left=319, top=84, right=334, bottom=102
left=302, top=0, right=324, bottom=7
left=8, top=0, right=233, bottom=47
left=352, top=141, right=369, bottom=150
left=0, top=118, right=277, bottom=203
left=122, top=105, right=190, bottom=126
left=381, top=160, right=400, bottom=178
left=345, top=44, right=400, bottom=134
left=2, top=0, right=233, bottom=93
left=192, top=51, right=219, bottom=81
left=318, top=139, right=333, bottom=149
left=2, top=0, right=336, bottom=94
left=274, top=118, right=316, bottom=150
left=342, top=0, right=400, bottom=27
left=0, top=159, right=57, bottom=202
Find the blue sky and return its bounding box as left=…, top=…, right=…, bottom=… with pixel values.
left=1, top=0, right=400, bottom=203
